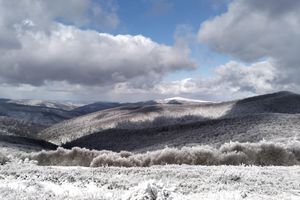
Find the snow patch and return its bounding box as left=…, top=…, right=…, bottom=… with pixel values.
left=123, top=180, right=175, bottom=200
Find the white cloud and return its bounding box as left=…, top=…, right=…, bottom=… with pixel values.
left=146, top=60, right=285, bottom=101
left=1, top=0, right=299, bottom=102
left=198, top=0, right=300, bottom=86
left=154, top=78, right=197, bottom=95
left=0, top=59, right=292, bottom=102
left=99, top=60, right=281, bottom=101
left=198, top=0, right=300, bottom=62
left=0, top=0, right=119, bottom=50
left=0, top=0, right=195, bottom=93
left=0, top=24, right=195, bottom=87
left=0, top=0, right=118, bottom=31
left=213, top=60, right=278, bottom=94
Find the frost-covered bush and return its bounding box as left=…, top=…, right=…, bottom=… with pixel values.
left=91, top=142, right=300, bottom=167
left=148, top=146, right=217, bottom=166
left=220, top=141, right=300, bottom=166
left=123, top=181, right=173, bottom=200
left=256, top=143, right=296, bottom=166
left=90, top=152, right=142, bottom=167
left=0, top=152, right=9, bottom=165
left=287, top=142, right=300, bottom=161
left=90, top=146, right=220, bottom=167
left=30, top=147, right=101, bottom=166
left=30, top=141, right=300, bottom=167
left=219, top=152, right=248, bottom=165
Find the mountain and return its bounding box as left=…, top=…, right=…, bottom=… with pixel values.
left=157, top=97, right=212, bottom=104
left=0, top=135, right=57, bottom=153
left=8, top=99, right=81, bottom=111
left=63, top=113, right=300, bottom=152
left=225, top=91, right=300, bottom=117
left=72, top=102, right=124, bottom=115
left=63, top=97, right=209, bottom=116
left=0, top=99, right=83, bottom=152
left=72, top=101, right=157, bottom=115
left=0, top=99, right=81, bottom=126
left=0, top=116, right=47, bottom=138
left=0, top=98, right=155, bottom=148
left=38, top=91, right=300, bottom=146
left=37, top=101, right=227, bottom=144
left=0, top=98, right=83, bottom=145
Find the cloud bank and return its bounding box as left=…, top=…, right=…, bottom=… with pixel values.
left=198, top=0, right=300, bottom=89
left=0, top=24, right=194, bottom=87
left=1, top=0, right=300, bottom=101
left=108, top=0, right=300, bottom=101
left=0, top=0, right=195, bottom=97
left=115, top=60, right=280, bottom=101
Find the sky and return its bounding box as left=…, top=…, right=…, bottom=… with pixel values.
left=0, top=0, right=300, bottom=102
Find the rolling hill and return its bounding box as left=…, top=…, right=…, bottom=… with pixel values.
left=0, top=116, right=47, bottom=138
left=38, top=100, right=229, bottom=144
left=62, top=113, right=300, bottom=152
left=0, top=98, right=83, bottom=147
left=72, top=100, right=157, bottom=115
left=0, top=98, right=80, bottom=126
left=0, top=135, right=57, bottom=153
left=8, top=99, right=80, bottom=111
left=39, top=91, right=300, bottom=147
left=157, top=97, right=213, bottom=104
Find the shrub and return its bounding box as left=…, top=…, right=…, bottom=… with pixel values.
left=30, top=141, right=300, bottom=167
left=0, top=152, right=9, bottom=165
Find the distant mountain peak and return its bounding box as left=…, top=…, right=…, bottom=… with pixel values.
left=7, top=99, right=81, bottom=111
left=157, top=97, right=212, bottom=104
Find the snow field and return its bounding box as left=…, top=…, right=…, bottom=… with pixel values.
left=0, top=160, right=299, bottom=200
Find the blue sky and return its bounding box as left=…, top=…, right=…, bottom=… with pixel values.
left=115, top=0, right=230, bottom=79
left=81, top=0, right=232, bottom=80
left=0, top=0, right=299, bottom=102
left=74, top=0, right=231, bottom=81
left=115, top=0, right=226, bottom=44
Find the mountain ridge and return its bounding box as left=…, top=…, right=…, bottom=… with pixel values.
left=1, top=91, right=299, bottom=152
left=38, top=91, right=300, bottom=145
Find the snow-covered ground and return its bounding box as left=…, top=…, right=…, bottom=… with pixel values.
left=0, top=161, right=299, bottom=200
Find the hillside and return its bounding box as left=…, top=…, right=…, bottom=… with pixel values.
left=0, top=116, right=47, bottom=138
left=225, top=91, right=300, bottom=117
left=0, top=135, right=57, bottom=153
left=8, top=99, right=80, bottom=111
left=0, top=99, right=82, bottom=149
left=38, top=101, right=231, bottom=144
left=39, top=91, right=300, bottom=145
left=63, top=113, right=300, bottom=152
left=72, top=100, right=157, bottom=115
left=158, top=97, right=212, bottom=104
left=0, top=99, right=81, bottom=126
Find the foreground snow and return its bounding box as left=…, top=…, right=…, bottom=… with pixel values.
left=0, top=160, right=299, bottom=200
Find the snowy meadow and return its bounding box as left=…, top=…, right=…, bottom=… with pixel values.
left=0, top=160, right=299, bottom=200
left=1, top=140, right=300, bottom=199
